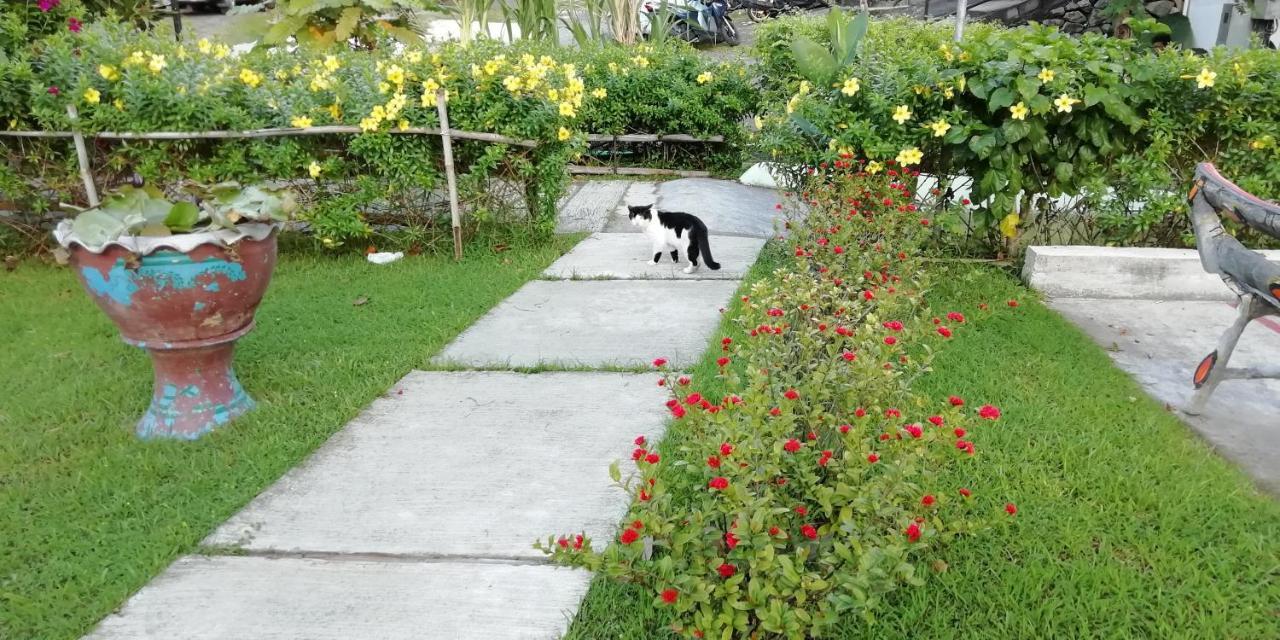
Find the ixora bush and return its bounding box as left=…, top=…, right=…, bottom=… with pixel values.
left=754, top=14, right=1280, bottom=255
left=56, top=181, right=294, bottom=439
left=540, top=160, right=1017, bottom=639
left=1, top=22, right=753, bottom=253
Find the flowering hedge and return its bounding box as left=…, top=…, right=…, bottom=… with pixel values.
left=0, top=21, right=755, bottom=252
left=540, top=159, right=1016, bottom=639
left=754, top=16, right=1280, bottom=254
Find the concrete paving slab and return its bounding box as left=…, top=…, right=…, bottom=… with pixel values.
left=1049, top=298, right=1280, bottom=495
left=543, top=233, right=765, bottom=280
left=602, top=178, right=783, bottom=238
left=206, top=371, right=668, bottom=557
left=555, top=180, right=630, bottom=234
left=1025, top=245, right=1280, bottom=301
left=84, top=555, right=589, bottom=640
left=435, top=280, right=739, bottom=368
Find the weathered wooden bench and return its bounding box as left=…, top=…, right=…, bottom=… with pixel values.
left=1186, top=163, right=1280, bottom=414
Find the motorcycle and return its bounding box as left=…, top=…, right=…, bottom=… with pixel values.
left=727, top=0, right=827, bottom=23
left=639, top=0, right=739, bottom=46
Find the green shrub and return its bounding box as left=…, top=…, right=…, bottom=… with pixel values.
left=754, top=16, right=1280, bottom=255
left=541, top=161, right=1016, bottom=639
left=0, top=23, right=754, bottom=253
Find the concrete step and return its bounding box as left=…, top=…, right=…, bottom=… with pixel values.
left=1023, top=245, right=1280, bottom=301
left=543, top=233, right=766, bottom=280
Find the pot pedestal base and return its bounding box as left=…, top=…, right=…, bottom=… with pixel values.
left=132, top=328, right=256, bottom=440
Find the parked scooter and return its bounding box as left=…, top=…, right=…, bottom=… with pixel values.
left=639, top=0, right=739, bottom=46
left=729, top=0, right=827, bottom=23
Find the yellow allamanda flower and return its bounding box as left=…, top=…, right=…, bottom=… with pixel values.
left=1053, top=94, right=1080, bottom=113
left=213, top=44, right=231, bottom=59
left=1195, top=67, right=1217, bottom=89
left=927, top=119, right=951, bottom=137
left=547, top=88, right=559, bottom=101
left=291, top=116, right=313, bottom=128
left=939, top=45, right=954, bottom=62
left=197, top=38, right=213, bottom=54
left=841, top=77, right=860, bottom=97
left=327, top=103, right=342, bottom=120
left=753, top=115, right=764, bottom=129
left=483, top=59, right=501, bottom=76
left=148, top=54, right=167, bottom=74
left=127, top=50, right=146, bottom=66
left=1010, top=101, right=1029, bottom=120
left=359, top=116, right=380, bottom=132
left=865, top=161, right=883, bottom=174
left=1249, top=136, right=1272, bottom=150
left=1037, top=68, right=1055, bottom=83
left=386, top=64, right=406, bottom=86
left=83, top=88, right=100, bottom=104
left=958, top=51, right=971, bottom=62
left=697, top=72, right=713, bottom=84
left=957, top=75, right=966, bottom=91
left=378, top=82, right=391, bottom=94
left=896, top=147, right=923, bottom=166
left=309, top=74, right=331, bottom=92
left=176, top=46, right=188, bottom=60
left=398, top=119, right=410, bottom=131
left=943, top=86, right=954, bottom=99
left=892, top=104, right=912, bottom=125
left=559, top=102, right=576, bottom=118
left=591, top=87, right=606, bottom=99
left=632, top=56, right=649, bottom=68
left=308, top=161, right=322, bottom=178
left=607, top=62, right=619, bottom=73
left=240, top=68, right=262, bottom=88
left=323, top=55, right=341, bottom=72
left=275, top=69, right=290, bottom=81
left=113, top=98, right=124, bottom=110
left=98, top=64, right=119, bottom=81
left=406, top=50, right=423, bottom=64
left=799, top=80, right=811, bottom=95
left=502, top=75, right=523, bottom=93
left=558, top=126, right=571, bottom=141
left=999, top=212, right=1021, bottom=238
left=786, top=94, right=801, bottom=115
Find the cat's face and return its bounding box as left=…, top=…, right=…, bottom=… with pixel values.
left=628, top=204, right=653, bottom=227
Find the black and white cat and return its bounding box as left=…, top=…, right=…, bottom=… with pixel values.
left=627, top=204, right=721, bottom=274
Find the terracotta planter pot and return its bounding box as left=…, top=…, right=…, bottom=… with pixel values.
left=58, top=223, right=280, bottom=439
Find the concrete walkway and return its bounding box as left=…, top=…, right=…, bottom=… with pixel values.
left=83, top=179, right=777, bottom=639
left=1025, top=246, right=1280, bottom=496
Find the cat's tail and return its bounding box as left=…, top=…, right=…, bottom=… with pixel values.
left=695, top=220, right=721, bottom=270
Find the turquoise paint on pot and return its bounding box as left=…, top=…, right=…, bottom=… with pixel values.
left=79, top=259, right=139, bottom=306
left=138, top=252, right=246, bottom=292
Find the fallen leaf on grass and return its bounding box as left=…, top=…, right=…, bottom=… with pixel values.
left=352, top=296, right=369, bottom=306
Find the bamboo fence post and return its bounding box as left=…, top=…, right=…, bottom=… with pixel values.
left=65, top=105, right=99, bottom=207
left=435, top=89, right=464, bottom=262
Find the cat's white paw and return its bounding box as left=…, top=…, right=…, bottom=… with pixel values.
left=646, top=260, right=658, bottom=266
left=682, top=265, right=697, bottom=274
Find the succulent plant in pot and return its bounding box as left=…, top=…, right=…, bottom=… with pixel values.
left=54, top=181, right=296, bottom=440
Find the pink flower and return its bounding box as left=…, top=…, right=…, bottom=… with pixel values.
left=634, top=435, right=646, bottom=446
left=885, top=408, right=901, bottom=419
left=67, top=17, right=82, bottom=32
left=652, top=358, right=667, bottom=367
left=38, top=0, right=60, bottom=12
left=947, top=311, right=966, bottom=323
left=47, top=86, right=60, bottom=95
left=685, top=392, right=703, bottom=406
left=645, top=453, right=660, bottom=464
left=677, top=376, right=691, bottom=386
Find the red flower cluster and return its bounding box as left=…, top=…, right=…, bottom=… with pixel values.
left=708, top=476, right=729, bottom=490
left=661, top=588, right=678, bottom=604
left=979, top=404, right=1002, bottom=420
left=783, top=438, right=802, bottom=453
left=904, top=522, right=921, bottom=542
left=801, top=524, right=818, bottom=540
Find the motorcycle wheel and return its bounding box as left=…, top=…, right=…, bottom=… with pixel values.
left=747, top=8, right=772, bottom=21
left=719, top=15, right=740, bottom=45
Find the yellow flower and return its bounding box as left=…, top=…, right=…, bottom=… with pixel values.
left=753, top=115, right=764, bottom=129
left=1010, top=101, right=1029, bottom=120
left=176, top=46, right=188, bottom=60
left=502, top=75, right=523, bottom=93
left=323, top=55, right=341, bottom=72
left=308, top=161, right=322, bottom=178
left=591, top=87, right=606, bottom=99
left=147, top=54, right=167, bottom=74
left=406, top=50, right=423, bottom=64
left=292, top=64, right=302, bottom=76
left=1037, top=68, right=1055, bottom=83
left=83, top=88, right=100, bottom=104
left=309, top=74, right=331, bottom=92
left=291, top=116, right=313, bottom=129
left=386, top=64, right=405, bottom=85
left=113, top=98, right=124, bottom=111
left=1249, top=135, right=1272, bottom=150
left=378, top=81, right=391, bottom=94
left=213, top=43, right=231, bottom=59
left=370, top=105, right=387, bottom=120
left=275, top=69, right=290, bottom=81
left=398, top=119, right=410, bottom=131
left=999, top=212, right=1021, bottom=238
left=359, top=116, right=380, bottom=132
left=958, top=51, right=971, bottom=62
left=786, top=94, right=801, bottom=115
left=697, top=72, right=713, bottom=84
left=239, top=68, right=262, bottom=88
left=128, top=50, right=146, bottom=66
left=558, top=126, right=571, bottom=141
left=327, top=103, right=342, bottom=120
left=483, top=59, right=501, bottom=76
left=939, top=45, right=954, bottom=62
left=1195, top=67, right=1217, bottom=89
left=943, top=87, right=954, bottom=99
left=547, top=88, right=559, bottom=101
left=98, top=64, right=119, bottom=81
left=896, top=147, right=923, bottom=166
left=559, top=101, right=576, bottom=118
left=421, top=78, right=442, bottom=107
left=1053, top=94, right=1080, bottom=113
left=892, top=104, right=912, bottom=125
left=798, top=80, right=811, bottom=95
left=607, top=62, right=619, bottom=73
left=927, top=119, right=951, bottom=137
left=197, top=38, right=212, bottom=54
left=841, top=77, right=860, bottom=97
left=957, top=75, right=966, bottom=91
left=865, top=160, right=883, bottom=174
left=632, top=56, right=649, bottom=68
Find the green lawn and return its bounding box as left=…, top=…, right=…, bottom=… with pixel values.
left=0, top=237, right=577, bottom=640
left=565, top=262, right=1280, bottom=640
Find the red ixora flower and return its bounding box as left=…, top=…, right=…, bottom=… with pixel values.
left=885, top=408, right=901, bottom=419
left=855, top=407, right=867, bottom=418
left=716, top=357, right=730, bottom=368
left=979, top=404, right=1002, bottom=420
left=959, top=487, right=972, bottom=497
left=725, top=531, right=739, bottom=550
left=1005, top=502, right=1018, bottom=515
left=557, top=537, right=569, bottom=548
left=841, top=350, right=856, bottom=362
left=883, top=320, right=904, bottom=331
left=620, top=528, right=639, bottom=544
left=685, top=392, right=702, bottom=406
left=573, top=534, right=584, bottom=550
left=905, top=522, right=921, bottom=542
left=661, top=588, right=678, bottom=604
left=768, top=526, right=780, bottom=536
left=718, top=563, right=737, bottom=578
left=954, top=427, right=967, bottom=438
left=634, top=435, right=646, bottom=446
left=1008, top=299, right=1020, bottom=308
left=904, top=424, right=923, bottom=439
left=921, top=494, right=936, bottom=506
left=677, top=376, right=691, bottom=386
left=708, top=476, right=729, bottom=490
left=652, top=358, right=667, bottom=367
left=67, top=17, right=82, bottom=32
left=795, top=505, right=808, bottom=516
left=783, top=438, right=802, bottom=453
left=720, top=442, right=733, bottom=456
left=949, top=395, right=965, bottom=406
left=839, top=424, right=851, bottom=434
left=769, top=407, right=782, bottom=417
left=867, top=453, right=879, bottom=463
left=884, top=336, right=898, bottom=345
left=947, top=311, right=966, bottom=323
left=47, top=85, right=60, bottom=95
left=784, top=388, right=800, bottom=401
left=645, top=453, right=661, bottom=464
left=801, top=524, right=818, bottom=540
left=937, top=326, right=953, bottom=338
left=927, top=415, right=944, bottom=427
left=707, top=455, right=721, bottom=468
left=670, top=405, right=686, bottom=419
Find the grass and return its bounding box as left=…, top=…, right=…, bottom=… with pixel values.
left=0, top=236, right=578, bottom=640
left=564, top=261, right=1280, bottom=640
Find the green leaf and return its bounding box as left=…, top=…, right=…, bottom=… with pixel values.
left=791, top=37, right=836, bottom=85
left=1002, top=119, right=1031, bottom=143
left=968, top=133, right=998, bottom=159
left=1014, top=76, right=1039, bottom=100
left=164, top=201, right=200, bottom=232
left=1055, top=161, right=1074, bottom=183
left=264, top=15, right=307, bottom=44
left=1083, top=84, right=1106, bottom=107
left=988, top=87, right=1015, bottom=111
left=70, top=209, right=129, bottom=246
left=334, top=6, right=362, bottom=41
left=608, top=461, right=621, bottom=483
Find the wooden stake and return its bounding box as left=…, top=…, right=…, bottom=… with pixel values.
left=66, top=105, right=99, bottom=207
left=435, top=89, right=463, bottom=262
